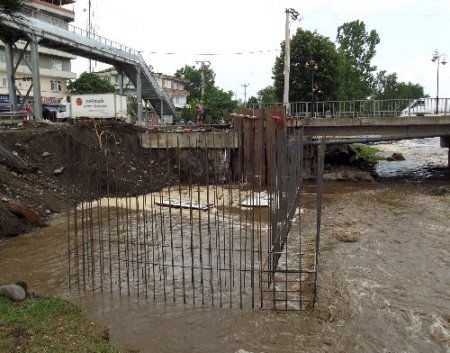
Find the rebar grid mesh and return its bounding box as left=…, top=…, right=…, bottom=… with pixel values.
left=67, top=117, right=324, bottom=311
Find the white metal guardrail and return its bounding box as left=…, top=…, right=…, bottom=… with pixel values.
left=249, top=98, right=450, bottom=119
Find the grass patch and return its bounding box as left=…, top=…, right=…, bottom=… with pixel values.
left=351, top=143, right=384, bottom=165
left=0, top=296, right=120, bottom=353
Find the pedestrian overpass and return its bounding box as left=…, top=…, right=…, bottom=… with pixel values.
left=0, top=7, right=176, bottom=121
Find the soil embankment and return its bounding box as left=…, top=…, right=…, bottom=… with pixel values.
left=0, top=121, right=172, bottom=237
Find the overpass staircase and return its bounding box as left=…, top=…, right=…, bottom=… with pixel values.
left=0, top=9, right=176, bottom=119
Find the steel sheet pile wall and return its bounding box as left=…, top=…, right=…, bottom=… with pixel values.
left=67, top=118, right=324, bottom=311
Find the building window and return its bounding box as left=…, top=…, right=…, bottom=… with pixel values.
left=164, top=80, right=172, bottom=89
left=51, top=59, right=63, bottom=71
left=0, top=76, right=7, bottom=87
left=50, top=80, right=62, bottom=92
left=0, top=49, right=5, bottom=63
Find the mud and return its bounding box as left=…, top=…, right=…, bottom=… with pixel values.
left=0, top=180, right=449, bottom=353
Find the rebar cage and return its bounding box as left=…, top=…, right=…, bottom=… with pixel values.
left=67, top=114, right=324, bottom=311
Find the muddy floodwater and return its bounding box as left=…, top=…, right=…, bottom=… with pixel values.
left=1, top=139, right=450, bottom=353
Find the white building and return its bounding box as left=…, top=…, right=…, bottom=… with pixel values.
left=97, top=67, right=190, bottom=111
left=153, top=73, right=190, bottom=110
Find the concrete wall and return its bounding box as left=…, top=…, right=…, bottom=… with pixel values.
left=140, top=131, right=239, bottom=149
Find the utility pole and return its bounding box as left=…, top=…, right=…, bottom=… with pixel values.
left=283, top=8, right=300, bottom=117
left=242, top=83, right=250, bottom=107
left=85, top=0, right=92, bottom=72
left=195, top=60, right=210, bottom=99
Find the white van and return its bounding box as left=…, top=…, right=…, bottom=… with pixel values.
left=400, top=98, right=449, bottom=117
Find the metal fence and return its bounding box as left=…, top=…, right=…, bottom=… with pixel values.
left=249, top=98, right=450, bottom=119
left=67, top=117, right=324, bottom=311
left=20, top=6, right=141, bottom=56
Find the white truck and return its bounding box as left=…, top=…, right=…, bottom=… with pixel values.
left=56, top=93, right=129, bottom=121
left=400, top=98, right=450, bottom=117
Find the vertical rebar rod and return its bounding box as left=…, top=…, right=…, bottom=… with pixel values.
left=166, top=139, right=177, bottom=302
left=212, top=134, right=223, bottom=307
left=158, top=138, right=168, bottom=301
left=176, top=136, right=187, bottom=304
left=106, top=147, right=113, bottom=294
left=135, top=195, right=141, bottom=297
left=115, top=191, right=122, bottom=296
left=125, top=197, right=131, bottom=295
left=313, top=138, right=325, bottom=307
left=205, top=139, right=214, bottom=307
left=196, top=137, right=205, bottom=305
left=187, top=136, right=196, bottom=305
left=142, top=193, right=149, bottom=299
left=148, top=141, right=157, bottom=300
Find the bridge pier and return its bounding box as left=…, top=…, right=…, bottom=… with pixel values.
left=440, top=137, right=450, bottom=167
left=3, top=40, right=18, bottom=113
left=1, top=33, right=43, bottom=119
left=30, top=34, right=43, bottom=120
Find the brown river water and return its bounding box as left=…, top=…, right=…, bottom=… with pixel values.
left=1, top=139, right=449, bottom=353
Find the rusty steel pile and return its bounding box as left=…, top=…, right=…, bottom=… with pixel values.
left=67, top=113, right=325, bottom=311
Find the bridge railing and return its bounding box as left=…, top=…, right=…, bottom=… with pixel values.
left=20, top=6, right=141, bottom=56
left=249, top=98, right=450, bottom=119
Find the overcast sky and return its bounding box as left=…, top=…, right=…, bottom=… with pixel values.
left=71, top=0, right=450, bottom=101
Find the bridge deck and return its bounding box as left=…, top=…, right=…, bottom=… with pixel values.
left=290, top=115, right=450, bottom=139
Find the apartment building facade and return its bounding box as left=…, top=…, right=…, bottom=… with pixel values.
left=97, top=67, right=190, bottom=110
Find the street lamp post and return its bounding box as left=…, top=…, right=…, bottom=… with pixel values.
left=431, top=49, right=447, bottom=115
left=241, top=83, right=250, bottom=107
left=305, top=59, right=318, bottom=117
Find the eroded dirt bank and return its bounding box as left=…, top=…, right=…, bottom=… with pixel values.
left=0, top=121, right=183, bottom=237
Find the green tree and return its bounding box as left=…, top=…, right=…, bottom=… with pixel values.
left=257, top=86, right=277, bottom=104
left=247, top=96, right=258, bottom=107
left=273, top=29, right=342, bottom=103
left=67, top=72, right=115, bottom=94
left=174, top=64, right=215, bottom=102
left=374, top=70, right=426, bottom=100
left=203, top=86, right=237, bottom=124
left=336, top=20, right=380, bottom=99
left=174, top=64, right=237, bottom=123
left=179, top=104, right=195, bottom=123
left=127, top=98, right=138, bottom=117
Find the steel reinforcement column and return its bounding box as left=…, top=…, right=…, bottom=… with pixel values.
left=30, top=34, right=43, bottom=120
left=3, top=41, right=17, bottom=113
left=136, top=66, right=142, bottom=124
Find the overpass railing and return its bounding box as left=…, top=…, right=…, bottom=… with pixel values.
left=249, top=98, right=450, bottom=119
left=20, top=6, right=141, bottom=56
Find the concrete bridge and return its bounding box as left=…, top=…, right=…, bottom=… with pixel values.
left=236, top=101, right=450, bottom=164
left=292, top=115, right=450, bottom=162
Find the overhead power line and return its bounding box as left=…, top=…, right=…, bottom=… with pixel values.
left=146, top=49, right=280, bottom=56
